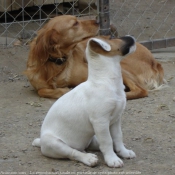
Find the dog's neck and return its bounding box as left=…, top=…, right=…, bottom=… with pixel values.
left=48, top=43, right=77, bottom=65
left=87, top=54, right=123, bottom=86
left=48, top=55, right=67, bottom=65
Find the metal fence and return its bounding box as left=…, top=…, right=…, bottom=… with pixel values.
left=0, top=0, right=175, bottom=50
left=0, top=0, right=97, bottom=47
left=109, top=0, right=175, bottom=50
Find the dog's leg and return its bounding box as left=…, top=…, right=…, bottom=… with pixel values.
left=92, top=122, right=124, bottom=168
left=87, top=136, right=100, bottom=151
left=110, top=118, right=136, bottom=159
left=41, top=134, right=98, bottom=167
left=123, top=77, right=148, bottom=100
left=38, top=87, right=70, bottom=98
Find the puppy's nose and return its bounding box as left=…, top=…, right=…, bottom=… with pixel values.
left=119, top=36, right=135, bottom=47
left=119, top=36, right=136, bottom=56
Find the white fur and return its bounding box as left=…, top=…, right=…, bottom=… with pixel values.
left=32, top=37, right=136, bottom=167
left=90, top=38, right=111, bottom=51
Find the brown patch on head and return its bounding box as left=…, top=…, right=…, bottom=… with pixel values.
left=88, top=36, right=136, bottom=58
left=32, top=15, right=99, bottom=64
left=46, top=15, right=99, bottom=48
left=88, top=37, right=124, bottom=57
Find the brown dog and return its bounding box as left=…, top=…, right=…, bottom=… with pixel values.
left=25, top=15, right=165, bottom=100
left=121, top=42, right=165, bottom=99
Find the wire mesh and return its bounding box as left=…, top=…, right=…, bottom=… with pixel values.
left=0, top=0, right=97, bottom=47
left=109, top=0, right=175, bottom=49
left=0, top=0, right=175, bottom=49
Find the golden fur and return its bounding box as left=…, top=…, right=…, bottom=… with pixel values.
left=25, top=15, right=165, bottom=100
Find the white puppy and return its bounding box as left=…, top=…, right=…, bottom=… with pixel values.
left=32, top=36, right=136, bottom=168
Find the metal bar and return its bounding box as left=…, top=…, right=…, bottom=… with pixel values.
left=1, top=19, right=51, bottom=26
left=99, top=0, right=110, bottom=35
left=22, top=0, right=25, bottom=42
left=4, top=0, right=7, bottom=47
left=140, top=38, right=175, bottom=50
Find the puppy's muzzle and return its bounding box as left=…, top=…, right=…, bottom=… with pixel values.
left=119, top=36, right=136, bottom=56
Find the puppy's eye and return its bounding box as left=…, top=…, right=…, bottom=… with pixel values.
left=73, top=21, right=78, bottom=26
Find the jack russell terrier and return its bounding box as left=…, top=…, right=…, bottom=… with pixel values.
left=32, top=36, right=136, bottom=168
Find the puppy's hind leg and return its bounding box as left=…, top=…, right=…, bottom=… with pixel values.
left=32, top=138, right=41, bottom=147
left=110, top=118, right=136, bottom=159
left=41, top=134, right=98, bottom=167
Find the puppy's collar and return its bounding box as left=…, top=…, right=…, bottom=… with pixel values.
left=48, top=56, right=67, bottom=65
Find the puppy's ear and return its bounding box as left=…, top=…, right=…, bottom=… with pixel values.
left=89, top=38, right=111, bottom=52
left=34, top=29, right=60, bottom=63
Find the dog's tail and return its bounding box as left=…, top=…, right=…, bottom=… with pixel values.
left=155, top=78, right=168, bottom=90
left=147, top=78, right=168, bottom=91
left=32, top=138, right=41, bottom=147
left=147, top=61, right=168, bottom=91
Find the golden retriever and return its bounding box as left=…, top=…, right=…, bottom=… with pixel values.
left=25, top=15, right=165, bottom=100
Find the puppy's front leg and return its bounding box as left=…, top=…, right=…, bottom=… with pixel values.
left=110, top=118, right=136, bottom=159
left=92, top=121, right=123, bottom=168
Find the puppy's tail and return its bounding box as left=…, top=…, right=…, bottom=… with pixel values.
left=32, top=138, right=41, bottom=147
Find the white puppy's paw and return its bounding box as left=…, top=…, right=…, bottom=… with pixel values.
left=105, top=155, right=124, bottom=168
left=117, top=149, right=136, bottom=159
left=82, top=153, right=98, bottom=167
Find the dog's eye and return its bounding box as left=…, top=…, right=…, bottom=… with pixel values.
left=73, top=21, right=78, bottom=26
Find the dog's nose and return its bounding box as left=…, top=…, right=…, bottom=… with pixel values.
left=95, top=20, right=99, bottom=25
left=96, top=21, right=99, bottom=25
left=109, top=35, right=116, bottom=40
left=95, top=16, right=100, bottom=25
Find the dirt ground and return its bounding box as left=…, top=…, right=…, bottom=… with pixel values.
left=0, top=43, right=175, bottom=175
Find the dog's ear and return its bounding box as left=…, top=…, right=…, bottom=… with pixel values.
left=89, top=38, right=111, bottom=52
left=34, top=29, right=60, bottom=64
